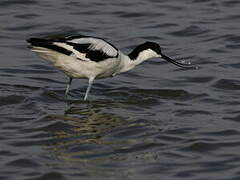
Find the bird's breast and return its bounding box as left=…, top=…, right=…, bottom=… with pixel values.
left=95, top=57, right=122, bottom=78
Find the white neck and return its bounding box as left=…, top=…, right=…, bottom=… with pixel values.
left=133, top=49, right=160, bottom=63
left=119, top=49, right=160, bottom=73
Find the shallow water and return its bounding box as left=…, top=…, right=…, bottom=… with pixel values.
left=1, top=0, right=240, bottom=179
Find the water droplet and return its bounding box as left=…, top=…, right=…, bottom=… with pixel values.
left=180, top=60, right=186, bottom=64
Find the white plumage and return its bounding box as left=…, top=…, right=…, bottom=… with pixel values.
left=27, top=35, right=196, bottom=100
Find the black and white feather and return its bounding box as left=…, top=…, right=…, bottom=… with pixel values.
left=27, top=35, right=119, bottom=62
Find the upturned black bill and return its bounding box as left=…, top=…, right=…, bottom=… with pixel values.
left=161, top=54, right=197, bottom=69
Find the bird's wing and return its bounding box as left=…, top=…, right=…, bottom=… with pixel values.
left=56, top=35, right=119, bottom=62
left=27, top=35, right=119, bottom=62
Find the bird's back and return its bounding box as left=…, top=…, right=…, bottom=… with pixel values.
left=27, top=35, right=123, bottom=79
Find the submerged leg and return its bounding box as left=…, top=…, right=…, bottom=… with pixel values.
left=65, top=77, right=73, bottom=97
left=84, top=77, right=94, bottom=101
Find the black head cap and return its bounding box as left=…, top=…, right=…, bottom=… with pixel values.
left=128, top=41, right=161, bottom=60
left=143, top=42, right=162, bottom=54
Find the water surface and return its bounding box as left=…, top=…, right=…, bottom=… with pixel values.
left=1, top=0, right=240, bottom=180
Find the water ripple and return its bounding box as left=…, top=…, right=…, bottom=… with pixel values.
left=29, top=172, right=66, bottom=180
left=0, top=95, right=25, bottom=106
left=213, top=79, right=240, bottom=91
left=0, top=0, right=38, bottom=7
left=169, top=25, right=210, bottom=37
left=1, top=0, right=240, bottom=179
left=6, top=158, right=40, bottom=168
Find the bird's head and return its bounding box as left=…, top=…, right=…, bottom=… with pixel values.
left=128, top=41, right=197, bottom=68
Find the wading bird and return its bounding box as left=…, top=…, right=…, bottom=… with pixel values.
left=27, top=35, right=197, bottom=100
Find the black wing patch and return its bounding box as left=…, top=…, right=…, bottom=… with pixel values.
left=66, top=42, right=117, bottom=62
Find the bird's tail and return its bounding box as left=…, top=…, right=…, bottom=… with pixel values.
left=27, top=38, right=62, bottom=64
left=27, top=38, right=52, bottom=53
left=27, top=37, right=72, bottom=56
left=27, top=38, right=52, bottom=48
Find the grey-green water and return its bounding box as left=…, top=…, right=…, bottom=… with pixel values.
left=1, top=0, right=240, bottom=180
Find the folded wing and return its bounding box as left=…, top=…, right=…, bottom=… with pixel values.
left=27, top=35, right=119, bottom=62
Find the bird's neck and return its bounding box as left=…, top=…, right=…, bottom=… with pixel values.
left=129, top=49, right=156, bottom=64
left=119, top=51, right=153, bottom=73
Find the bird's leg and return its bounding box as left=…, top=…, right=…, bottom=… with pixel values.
left=65, top=77, right=73, bottom=97
left=84, top=77, right=94, bottom=101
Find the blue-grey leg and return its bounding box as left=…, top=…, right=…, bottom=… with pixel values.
left=84, top=77, right=94, bottom=101
left=65, top=77, right=73, bottom=97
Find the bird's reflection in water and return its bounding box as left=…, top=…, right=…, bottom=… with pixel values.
left=43, top=101, right=129, bottom=166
